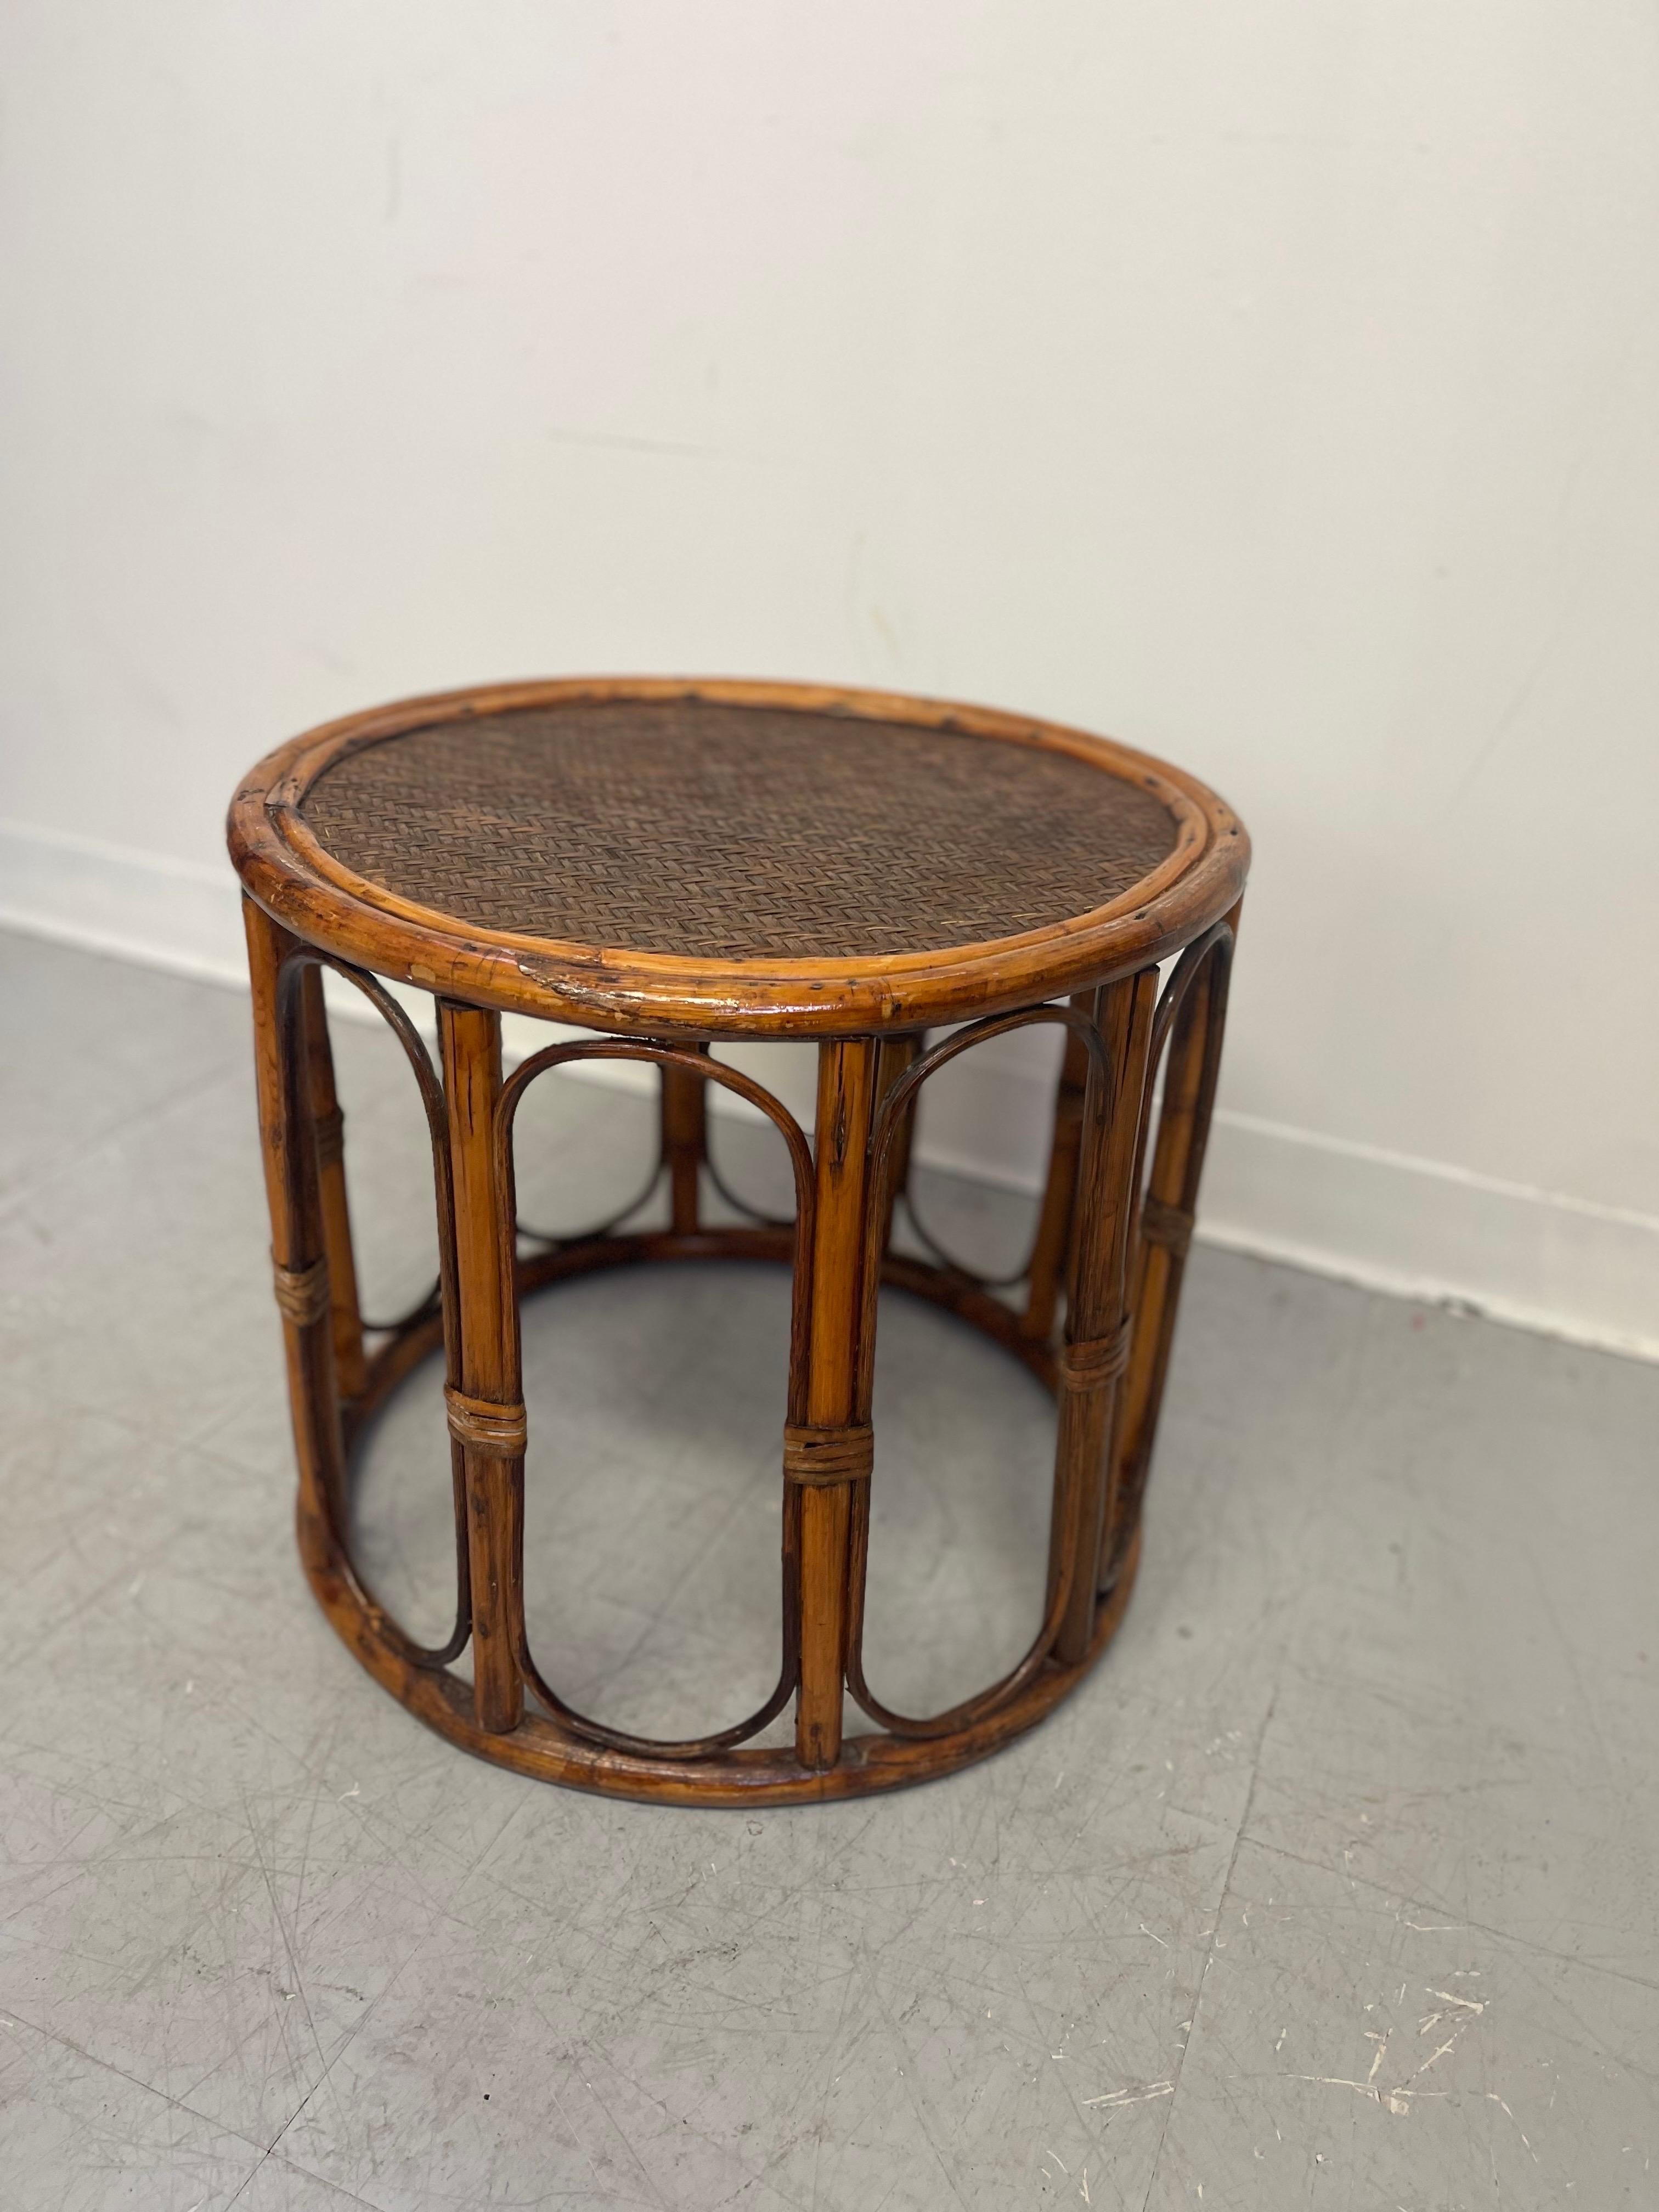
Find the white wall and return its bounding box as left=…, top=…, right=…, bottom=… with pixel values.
left=3, top=4, right=1657, bottom=1354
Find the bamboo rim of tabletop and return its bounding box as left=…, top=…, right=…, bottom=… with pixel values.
left=228, top=676, right=1250, bottom=1037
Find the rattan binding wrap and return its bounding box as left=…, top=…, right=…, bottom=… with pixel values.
left=782, top=1423, right=876, bottom=1486
left=1138, top=1194, right=1194, bottom=1257
left=272, top=1255, right=330, bottom=1328
left=301, top=699, right=1180, bottom=962
left=444, top=1386, right=529, bottom=1458
left=1057, top=1318, right=1133, bottom=1392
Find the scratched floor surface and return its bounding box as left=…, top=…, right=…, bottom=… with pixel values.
left=1, top=929, right=1655, bottom=2210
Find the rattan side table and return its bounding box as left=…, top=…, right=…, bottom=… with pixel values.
left=228, top=679, right=1248, bottom=1804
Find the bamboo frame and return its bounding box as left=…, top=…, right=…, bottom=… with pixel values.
left=233, top=679, right=1245, bottom=1805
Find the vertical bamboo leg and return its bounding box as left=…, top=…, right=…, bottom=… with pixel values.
left=1047, top=969, right=1158, bottom=1664
left=1105, top=913, right=1237, bottom=1588
left=438, top=1001, right=524, bottom=1735
left=794, top=1037, right=879, bottom=1770
left=1020, top=1003, right=1092, bottom=1342
left=874, top=1032, right=922, bottom=1252
left=660, top=1062, right=707, bottom=1234
left=296, top=964, right=369, bottom=1401
left=243, top=900, right=347, bottom=1542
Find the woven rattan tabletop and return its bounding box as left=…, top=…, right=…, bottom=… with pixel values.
left=229, top=680, right=1248, bottom=1035
left=300, top=697, right=1178, bottom=961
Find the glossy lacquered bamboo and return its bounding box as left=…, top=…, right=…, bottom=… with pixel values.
left=297, top=964, right=369, bottom=1403
left=245, top=901, right=345, bottom=1548
left=233, top=680, right=1246, bottom=1805
left=659, top=1060, right=707, bottom=1234
left=1049, top=969, right=1157, bottom=1662
left=795, top=1039, right=878, bottom=1769
left=436, top=1003, right=524, bottom=1735
left=1104, top=908, right=1239, bottom=1588
left=229, top=677, right=1248, bottom=1040
left=1019, top=1008, right=1091, bottom=1345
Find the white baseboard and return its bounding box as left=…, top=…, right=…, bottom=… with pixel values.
left=0, top=819, right=250, bottom=986
left=1198, top=1111, right=1659, bottom=1364
left=4, top=816, right=1655, bottom=1362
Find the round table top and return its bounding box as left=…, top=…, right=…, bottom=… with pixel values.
left=228, top=679, right=1248, bottom=1036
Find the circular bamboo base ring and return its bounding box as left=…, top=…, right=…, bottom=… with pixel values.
left=306, top=1233, right=1141, bottom=1807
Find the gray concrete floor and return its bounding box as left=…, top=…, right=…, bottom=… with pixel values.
left=1, top=929, right=1655, bottom=2211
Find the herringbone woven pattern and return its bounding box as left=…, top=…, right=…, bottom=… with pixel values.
left=300, top=699, right=1178, bottom=960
